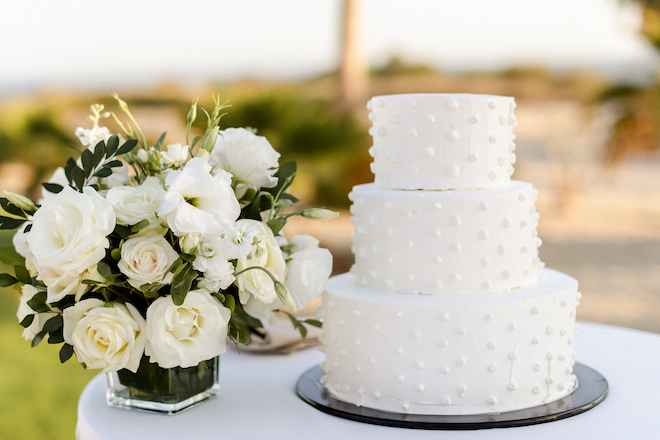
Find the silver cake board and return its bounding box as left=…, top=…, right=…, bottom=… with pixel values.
left=296, top=362, right=608, bottom=430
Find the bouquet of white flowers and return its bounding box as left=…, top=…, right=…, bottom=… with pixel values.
left=1, top=95, right=335, bottom=412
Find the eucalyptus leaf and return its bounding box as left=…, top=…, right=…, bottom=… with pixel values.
left=94, top=168, right=112, bottom=178
left=81, top=149, right=94, bottom=177
left=110, top=248, right=121, bottom=261
left=64, top=158, right=77, bottom=186
left=71, top=166, right=84, bottom=190
left=42, top=315, right=63, bottom=333
left=93, top=140, right=106, bottom=166
left=0, top=218, right=26, bottom=230
left=14, top=265, right=31, bottom=284
left=130, top=219, right=150, bottom=233
left=31, top=330, right=47, bottom=347
left=106, top=135, right=120, bottom=157
left=27, top=292, right=51, bottom=313
left=114, top=225, right=131, bottom=239
left=59, top=343, right=75, bottom=363
left=47, top=330, right=65, bottom=344
left=97, top=261, right=113, bottom=279
left=170, top=264, right=197, bottom=306
left=223, top=294, right=236, bottom=315
left=116, top=139, right=139, bottom=156
left=19, top=314, right=35, bottom=328
left=42, top=182, right=64, bottom=194
left=0, top=273, right=18, bottom=287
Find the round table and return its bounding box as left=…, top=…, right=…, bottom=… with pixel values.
left=76, top=322, right=660, bottom=439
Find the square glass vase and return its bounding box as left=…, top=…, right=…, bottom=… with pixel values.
left=105, top=355, right=220, bottom=414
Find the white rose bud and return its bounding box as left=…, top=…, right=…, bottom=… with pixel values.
left=137, top=149, right=149, bottom=163
left=63, top=298, right=147, bottom=372
left=161, top=143, right=190, bottom=167
left=234, top=220, right=286, bottom=306
left=179, top=232, right=202, bottom=254
left=118, top=233, right=179, bottom=290
left=285, top=247, right=333, bottom=310
left=28, top=186, right=115, bottom=274
left=145, top=289, right=231, bottom=368
left=16, top=285, right=57, bottom=341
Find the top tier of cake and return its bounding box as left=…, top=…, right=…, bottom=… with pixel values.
left=367, top=94, right=517, bottom=190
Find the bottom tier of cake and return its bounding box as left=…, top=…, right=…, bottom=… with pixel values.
left=319, top=269, right=580, bottom=415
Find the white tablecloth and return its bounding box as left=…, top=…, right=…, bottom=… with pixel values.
left=76, top=322, right=660, bottom=439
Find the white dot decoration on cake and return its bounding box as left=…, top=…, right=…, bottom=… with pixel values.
left=321, top=93, right=580, bottom=416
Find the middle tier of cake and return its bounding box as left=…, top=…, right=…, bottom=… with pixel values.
left=349, top=181, right=542, bottom=295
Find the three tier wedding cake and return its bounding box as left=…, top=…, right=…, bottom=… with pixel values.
left=318, top=94, right=580, bottom=415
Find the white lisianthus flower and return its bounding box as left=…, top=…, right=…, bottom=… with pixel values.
left=16, top=285, right=57, bottom=341
left=63, top=298, right=147, bottom=373
left=158, top=157, right=240, bottom=238
left=28, top=186, right=115, bottom=274
left=106, top=177, right=165, bottom=231
left=288, top=235, right=320, bottom=254
left=118, top=233, right=179, bottom=290
left=234, top=220, right=286, bottom=305
left=144, top=289, right=231, bottom=368
left=285, top=247, right=333, bottom=310
left=209, top=128, right=280, bottom=188
left=243, top=295, right=279, bottom=326
left=75, top=126, right=112, bottom=148
left=39, top=264, right=103, bottom=304
left=12, top=223, right=37, bottom=274
left=161, top=143, right=189, bottom=167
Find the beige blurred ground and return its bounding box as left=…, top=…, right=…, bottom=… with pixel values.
left=284, top=99, right=660, bottom=334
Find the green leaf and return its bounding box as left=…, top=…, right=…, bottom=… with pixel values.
left=190, top=135, right=204, bottom=150
left=47, top=330, right=65, bottom=344
left=223, top=294, right=235, bottom=315
left=42, top=315, right=63, bottom=333
left=27, top=292, right=51, bottom=313
left=114, top=225, right=131, bottom=239
left=303, top=319, right=322, bottom=328
left=14, top=265, right=31, bottom=284
left=298, top=324, right=308, bottom=338
left=59, top=343, right=75, bottom=363
left=211, top=292, right=225, bottom=303
left=20, top=314, right=35, bottom=328
left=97, top=261, right=113, bottom=279
left=93, top=140, right=106, bottom=166
left=106, top=135, right=120, bottom=157
left=0, top=247, right=25, bottom=266
left=116, top=139, right=139, bottom=156
left=266, top=218, right=286, bottom=235
left=154, top=132, right=167, bottom=151
left=71, top=166, right=84, bottom=190
left=130, top=219, right=150, bottom=233
left=0, top=218, right=26, bottom=230
left=279, top=192, right=300, bottom=204
left=64, top=158, right=77, bottom=186
left=105, top=159, right=123, bottom=168
left=0, top=198, right=25, bottom=217
left=0, top=273, right=18, bottom=287
left=94, top=168, right=112, bottom=178
left=266, top=161, right=297, bottom=196
left=31, top=330, right=47, bottom=347
left=110, top=248, right=121, bottom=261
left=81, top=148, right=94, bottom=177
left=42, top=182, right=64, bottom=194
left=170, top=264, right=197, bottom=306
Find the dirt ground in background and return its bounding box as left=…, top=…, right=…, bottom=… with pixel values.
left=284, top=99, right=660, bottom=334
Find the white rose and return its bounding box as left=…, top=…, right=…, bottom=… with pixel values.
left=39, top=264, right=103, bottom=303
left=210, top=128, right=280, bottom=188
left=285, top=247, right=333, bottom=310
left=118, top=233, right=179, bottom=290
left=28, top=186, right=115, bottom=274
left=144, top=289, right=231, bottom=368
left=161, top=143, right=189, bottom=167
left=106, top=177, right=165, bottom=230
left=158, top=157, right=240, bottom=238
left=63, top=298, right=147, bottom=373
left=16, top=285, right=57, bottom=341
left=235, top=220, right=286, bottom=305
left=101, top=162, right=130, bottom=190
left=288, top=235, right=320, bottom=254
left=75, top=126, right=112, bottom=148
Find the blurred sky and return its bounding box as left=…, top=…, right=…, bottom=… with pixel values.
left=0, top=0, right=656, bottom=94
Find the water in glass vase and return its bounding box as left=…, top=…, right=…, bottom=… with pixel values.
left=105, top=355, right=220, bottom=414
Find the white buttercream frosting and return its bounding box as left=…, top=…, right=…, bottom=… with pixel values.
left=368, top=94, right=517, bottom=190
left=349, top=181, right=541, bottom=295
left=320, top=270, right=579, bottom=415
